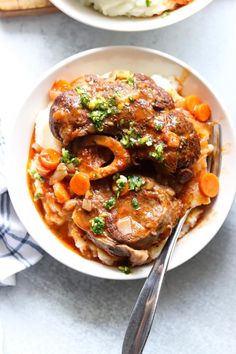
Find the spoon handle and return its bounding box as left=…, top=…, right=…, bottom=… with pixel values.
left=122, top=212, right=189, bottom=354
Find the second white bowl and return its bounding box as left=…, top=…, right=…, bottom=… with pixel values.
left=51, top=0, right=213, bottom=32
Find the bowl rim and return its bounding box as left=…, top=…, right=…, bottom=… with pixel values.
left=50, top=0, right=214, bottom=32
left=6, top=46, right=236, bottom=280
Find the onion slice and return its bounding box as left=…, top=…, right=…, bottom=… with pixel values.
left=82, top=198, right=92, bottom=212
left=117, top=216, right=132, bottom=235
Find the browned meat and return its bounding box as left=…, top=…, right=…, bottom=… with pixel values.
left=49, top=90, right=94, bottom=142
left=50, top=72, right=200, bottom=174
left=49, top=72, right=174, bottom=145
left=72, top=176, right=183, bottom=264
left=133, top=109, right=200, bottom=173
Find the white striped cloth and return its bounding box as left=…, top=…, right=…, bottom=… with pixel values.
left=0, top=118, right=43, bottom=286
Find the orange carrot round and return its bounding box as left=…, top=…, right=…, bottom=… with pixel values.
left=199, top=172, right=219, bottom=198
left=49, top=80, right=72, bottom=101
left=53, top=182, right=70, bottom=204
left=193, top=103, right=211, bottom=122
left=70, top=172, right=90, bottom=196
left=39, top=149, right=61, bottom=171
left=185, top=95, right=201, bottom=114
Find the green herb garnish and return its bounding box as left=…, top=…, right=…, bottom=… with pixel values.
left=61, top=149, right=80, bottom=165
left=80, top=93, right=90, bottom=109
left=120, top=127, right=140, bottom=148
left=146, top=0, right=152, bottom=7
left=34, top=192, right=42, bottom=201
left=149, top=143, right=165, bottom=161
left=131, top=198, right=140, bottom=210
left=128, top=96, right=135, bottom=103
left=115, top=175, right=128, bottom=197
left=76, top=86, right=120, bottom=132
left=90, top=216, right=105, bottom=235
left=128, top=175, right=145, bottom=191
left=28, top=169, right=44, bottom=182
left=104, top=196, right=116, bottom=210
left=118, top=266, right=132, bottom=274
left=127, top=75, right=135, bottom=86
left=108, top=96, right=117, bottom=107
left=89, top=110, right=107, bottom=131
left=138, top=136, right=153, bottom=146
left=155, top=120, right=164, bottom=131
left=88, top=97, right=107, bottom=111
left=161, top=11, right=170, bottom=18
left=89, top=96, right=119, bottom=131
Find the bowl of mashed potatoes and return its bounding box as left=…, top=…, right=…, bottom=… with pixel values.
left=50, top=0, right=213, bottom=31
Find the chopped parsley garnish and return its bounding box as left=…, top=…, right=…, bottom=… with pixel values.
left=34, top=192, right=42, bottom=201
left=115, top=175, right=128, bottom=197
left=138, top=136, right=153, bottom=146
left=128, top=96, right=135, bottom=103
left=149, top=143, right=165, bottom=162
left=120, top=127, right=140, bottom=148
left=61, top=149, right=80, bottom=165
left=155, top=120, right=164, bottom=131
left=89, top=110, right=108, bottom=131
left=127, top=75, right=135, bottom=86
left=80, top=93, right=90, bottom=109
left=161, top=11, right=170, bottom=18
left=28, top=169, right=44, bottom=182
left=131, top=198, right=140, bottom=210
left=90, top=216, right=105, bottom=235
left=75, top=85, right=87, bottom=95
left=88, top=97, right=107, bottom=111
left=108, top=96, right=117, bottom=107
left=104, top=196, right=116, bottom=210
left=120, top=125, right=153, bottom=148
left=76, top=89, right=120, bottom=132
left=128, top=175, right=145, bottom=191
left=118, top=265, right=132, bottom=274
left=146, top=0, right=152, bottom=7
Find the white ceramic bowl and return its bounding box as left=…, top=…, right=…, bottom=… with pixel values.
left=7, top=46, right=236, bottom=280
left=51, top=0, right=213, bottom=32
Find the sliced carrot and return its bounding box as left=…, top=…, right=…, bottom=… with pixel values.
left=39, top=149, right=61, bottom=171
left=166, top=131, right=180, bottom=148
left=175, top=0, right=189, bottom=4
left=199, top=172, right=219, bottom=198
left=49, top=80, right=72, bottom=101
left=193, top=103, right=211, bottom=122
left=35, top=157, right=51, bottom=177
left=185, top=95, right=201, bottom=114
left=53, top=182, right=70, bottom=204
left=70, top=172, right=90, bottom=196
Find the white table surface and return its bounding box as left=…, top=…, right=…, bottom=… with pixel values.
left=0, top=0, right=236, bottom=353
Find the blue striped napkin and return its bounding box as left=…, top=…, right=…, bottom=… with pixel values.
left=0, top=119, right=43, bottom=286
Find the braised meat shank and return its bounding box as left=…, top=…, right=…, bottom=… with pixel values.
left=50, top=72, right=200, bottom=174
left=72, top=177, right=183, bottom=264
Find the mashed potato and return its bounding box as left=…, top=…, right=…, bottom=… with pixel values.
left=82, top=0, right=188, bottom=17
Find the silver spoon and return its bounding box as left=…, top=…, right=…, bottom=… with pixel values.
left=122, top=124, right=221, bottom=354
